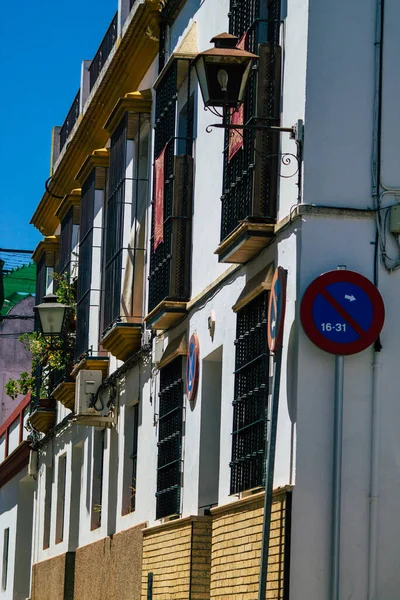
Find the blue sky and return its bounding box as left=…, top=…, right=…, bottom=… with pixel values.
left=0, top=0, right=117, bottom=253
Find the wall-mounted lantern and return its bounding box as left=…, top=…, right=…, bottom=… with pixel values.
left=193, top=33, right=258, bottom=109
left=35, top=293, right=68, bottom=336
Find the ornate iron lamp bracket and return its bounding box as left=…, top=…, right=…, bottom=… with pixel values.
left=206, top=118, right=304, bottom=201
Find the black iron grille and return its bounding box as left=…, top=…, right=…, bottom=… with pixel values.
left=59, top=90, right=80, bottom=152
left=230, top=291, right=269, bottom=494
left=89, top=12, right=118, bottom=91
left=221, top=0, right=281, bottom=241
left=103, top=111, right=149, bottom=334
left=156, top=357, right=184, bottom=519
left=148, top=60, right=193, bottom=313
left=59, top=207, right=79, bottom=279
left=104, top=116, right=128, bottom=332
left=130, top=403, right=139, bottom=512
left=76, top=171, right=96, bottom=359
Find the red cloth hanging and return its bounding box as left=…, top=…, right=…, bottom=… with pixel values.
left=154, top=145, right=167, bottom=250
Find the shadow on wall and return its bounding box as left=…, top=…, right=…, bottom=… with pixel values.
left=286, top=319, right=298, bottom=424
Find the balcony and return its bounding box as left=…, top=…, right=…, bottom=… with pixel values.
left=72, top=353, right=109, bottom=379
left=27, top=397, right=57, bottom=435
left=59, top=90, right=80, bottom=153
left=146, top=155, right=193, bottom=330
left=52, top=365, right=75, bottom=411
left=101, top=322, right=142, bottom=362
left=89, top=11, right=118, bottom=91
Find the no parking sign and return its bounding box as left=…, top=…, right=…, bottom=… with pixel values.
left=186, top=333, right=200, bottom=402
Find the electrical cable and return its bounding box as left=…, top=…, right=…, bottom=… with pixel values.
left=45, top=177, right=64, bottom=200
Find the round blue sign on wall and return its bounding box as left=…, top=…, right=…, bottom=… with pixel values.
left=301, top=270, right=385, bottom=355
left=186, top=333, right=200, bottom=402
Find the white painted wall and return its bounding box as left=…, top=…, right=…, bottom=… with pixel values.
left=31, top=0, right=400, bottom=598
left=0, top=471, right=33, bottom=600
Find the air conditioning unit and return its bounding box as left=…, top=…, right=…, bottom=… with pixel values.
left=28, top=450, right=37, bottom=477
left=75, top=370, right=103, bottom=416
left=142, top=328, right=152, bottom=348
left=153, top=336, right=164, bottom=366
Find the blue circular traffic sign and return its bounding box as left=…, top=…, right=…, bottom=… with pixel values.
left=186, top=333, right=200, bottom=402
left=301, top=270, right=385, bottom=355
left=268, top=267, right=287, bottom=352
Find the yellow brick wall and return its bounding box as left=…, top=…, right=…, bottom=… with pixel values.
left=141, top=516, right=212, bottom=599
left=210, top=488, right=292, bottom=600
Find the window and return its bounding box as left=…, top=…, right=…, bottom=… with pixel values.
left=230, top=292, right=269, bottom=494
left=122, top=402, right=140, bottom=515
left=43, top=465, right=53, bottom=549
left=103, top=111, right=150, bottom=335
left=91, top=429, right=105, bottom=529
left=130, top=404, right=139, bottom=512
left=148, top=59, right=194, bottom=315
left=59, top=205, right=80, bottom=279
left=156, top=357, right=184, bottom=519
left=2, top=529, right=9, bottom=590
left=76, top=165, right=107, bottom=359
left=56, top=455, right=67, bottom=543
left=221, top=0, right=282, bottom=242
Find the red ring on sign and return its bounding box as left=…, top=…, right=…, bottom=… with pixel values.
left=300, top=270, right=385, bottom=355
left=268, top=267, right=287, bottom=353
left=186, top=333, right=200, bottom=402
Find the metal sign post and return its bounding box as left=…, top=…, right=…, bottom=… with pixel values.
left=332, top=353, right=344, bottom=600
left=300, top=267, right=385, bottom=600
left=258, top=267, right=287, bottom=600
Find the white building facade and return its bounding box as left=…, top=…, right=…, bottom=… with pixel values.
left=4, top=0, right=400, bottom=598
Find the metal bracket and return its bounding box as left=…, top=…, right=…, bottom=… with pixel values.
left=206, top=118, right=304, bottom=201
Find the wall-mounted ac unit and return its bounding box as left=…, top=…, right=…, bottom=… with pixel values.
left=75, top=370, right=103, bottom=416
left=28, top=450, right=37, bottom=477
left=74, top=370, right=117, bottom=427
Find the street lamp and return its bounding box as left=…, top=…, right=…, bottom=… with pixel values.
left=35, top=293, right=68, bottom=336
left=193, top=32, right=258, bottom=109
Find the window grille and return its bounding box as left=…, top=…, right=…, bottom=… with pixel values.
left=130, top=403, right=139, bottom=512
left=156, top=357, right=184, bottom=519
left=148, top=60, right=193, bottom=313
left=103, top=111, right=149, bottom=334
left=221, top=0, right=282, bottom=242
left=91, top=429, right=105, bottom=529
left=76, top=171, right=96, bottom=359
left=59, top=206, right=80, bottom=278
left=230, top=291, right=269, bottom=494
left=104, top=116, right=128, bottom=331
left=2, top=529, right=9, bottom=590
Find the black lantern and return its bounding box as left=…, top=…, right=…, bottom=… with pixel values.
left=193, top=33, right=259, bottom=108
left=35, top=293, right=68, bottom=336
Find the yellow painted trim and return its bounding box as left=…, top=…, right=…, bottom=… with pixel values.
left=32, top=237, right=59, bottom=265
left=143, top=515, right=210, bottom=536
left=103, top=90, right=152, bottom=136
left=75, top=148, right=110, bottom=186
left=55, top=188, right=81, bottom=223
left=31, top=0, right=161, bottom=235
left=210, top=485, right=293, bottom=517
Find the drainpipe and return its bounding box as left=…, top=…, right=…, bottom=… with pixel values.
left=368, top=347, right=382, bottom=600
left=368, top=0, right=384, bottom=594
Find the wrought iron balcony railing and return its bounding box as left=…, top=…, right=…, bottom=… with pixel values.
left=59, top=90, right=80, bottom=153
left=89, top=12, right=118, bottom=91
